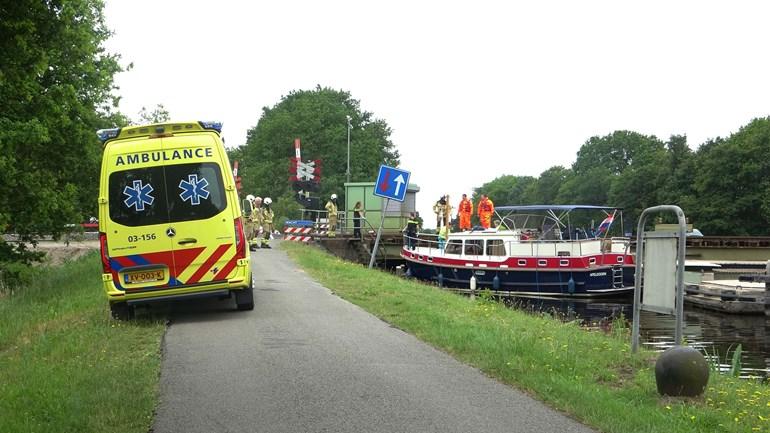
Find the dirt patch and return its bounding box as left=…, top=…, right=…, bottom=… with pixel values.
left=29, top=240, right=100, bottom=266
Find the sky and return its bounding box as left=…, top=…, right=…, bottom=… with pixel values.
left=103, top=1, right=770, bottom=228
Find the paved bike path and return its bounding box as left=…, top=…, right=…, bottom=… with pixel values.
left=152, top=246, right=595, bottom=433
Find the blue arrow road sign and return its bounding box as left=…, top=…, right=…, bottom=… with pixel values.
left=374, top=165, right=411, bottom=202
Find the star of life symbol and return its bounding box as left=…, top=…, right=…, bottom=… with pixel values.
left=296, top=161, right=316, bottom=181
left=123, top=180, right=154, bottom=211
left=179, top=174, right=210, bottom=205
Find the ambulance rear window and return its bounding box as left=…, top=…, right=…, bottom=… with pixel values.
left=109, top=162, right=227, bottom=226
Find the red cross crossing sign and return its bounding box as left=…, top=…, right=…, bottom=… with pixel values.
left=374, top=165, right=410, bottom=202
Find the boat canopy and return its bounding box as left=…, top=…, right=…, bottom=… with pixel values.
left=496, top=205, right=622, bottom=212
left=491, top=204, right=624, bottom=239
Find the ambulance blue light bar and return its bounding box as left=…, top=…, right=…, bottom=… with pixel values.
left=198, top=121, right=223, bottom=133
left=96, top=128, right=121, bottom=143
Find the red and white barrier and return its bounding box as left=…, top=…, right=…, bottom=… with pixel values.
left=284, top=227, right=313, bottom=234
left=284, top=235, right=312, bottom=242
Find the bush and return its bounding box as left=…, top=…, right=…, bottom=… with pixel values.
left=0, top=261, right=34, bottom=295
left=0, top=240, right=45, bottom=295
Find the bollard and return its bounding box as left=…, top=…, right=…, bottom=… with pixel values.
left=765, top=261, right=770, bottom=318
left=655, top=346, right=709, bottom=397
left=470, top=275, right=477, bottom=301
left=395, top=265, right=405, bottom=278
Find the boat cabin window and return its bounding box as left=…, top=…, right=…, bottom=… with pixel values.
left=445, top=239, right=463, bottom=255
left=464, top=239, right=483, bottom=256
left=486, top=239, right=506, bottom=256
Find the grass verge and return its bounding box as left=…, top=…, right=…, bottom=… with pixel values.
left=283, top=242, right=770, bottom=433
left=0, top=252, right=165, bottom=433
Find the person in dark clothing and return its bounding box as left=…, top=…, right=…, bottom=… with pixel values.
left=403, top=212, right=419, bottom=250
left=353, top=201, right=364, bottom=238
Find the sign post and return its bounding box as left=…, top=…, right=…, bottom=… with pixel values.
left=631, top=205, right=687, bottom=352
left=369, top=165, right=411, bottom=269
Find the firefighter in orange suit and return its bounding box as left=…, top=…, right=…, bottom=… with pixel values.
left=457, top=194, right=473, bottom=231
left=477, top=194, right=495, bottom=229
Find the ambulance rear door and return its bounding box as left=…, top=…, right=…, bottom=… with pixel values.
left=105, top=143, right=177, bottom=291
left=160, top=135, right=239, bottom=286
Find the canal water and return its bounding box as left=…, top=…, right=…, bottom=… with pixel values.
left=509, top=296, right=770, bottom=378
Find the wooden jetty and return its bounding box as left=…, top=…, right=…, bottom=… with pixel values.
left=684, top=261, right=770, bottom=315
left=685, top=280, right=766, bottom=314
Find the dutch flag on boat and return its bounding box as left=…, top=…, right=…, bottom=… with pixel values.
left=596, top=214, right=614, bottom=236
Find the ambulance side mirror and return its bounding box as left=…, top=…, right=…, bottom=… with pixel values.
left=242, top=199, right=252, bottom=217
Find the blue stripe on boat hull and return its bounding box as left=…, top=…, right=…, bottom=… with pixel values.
left=405, top=261, right=634, bottom=297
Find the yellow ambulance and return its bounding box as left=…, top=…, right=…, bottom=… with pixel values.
left=96, top=121, right=253, bottom=319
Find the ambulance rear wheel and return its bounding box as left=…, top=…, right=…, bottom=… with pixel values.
left=110, top=302, right=134, bottom=320
left=234, top=286, right=254, bottom=311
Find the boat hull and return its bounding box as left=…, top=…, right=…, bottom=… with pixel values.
left=404, top=259, right=634, bottom=297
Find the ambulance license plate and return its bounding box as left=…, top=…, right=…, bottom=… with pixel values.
left=124, top=270, right=164, bottom=284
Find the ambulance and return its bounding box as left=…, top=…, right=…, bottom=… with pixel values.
left=96, top=121, right=253, bottom=319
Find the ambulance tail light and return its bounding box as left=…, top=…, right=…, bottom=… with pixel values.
left=234, top=218, right=246, bottom=259
left=99, top=232, right=111, bottom=273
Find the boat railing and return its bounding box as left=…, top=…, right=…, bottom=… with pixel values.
left=402, top=232, right=443, bottom=255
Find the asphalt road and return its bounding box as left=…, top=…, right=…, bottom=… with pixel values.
left=151, top=245, right=595, bottom=433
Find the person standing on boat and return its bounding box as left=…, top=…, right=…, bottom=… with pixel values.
left=457, top=194, right=473, bottom=231
left=437, top=224, right=448, bottom=251
left=478, top=194, right=495, bottom=229
left=443, top=195, right=453, bottom=228
left=414, top=212, right=424, bottom=231
left=433, top=195, right=448, bottom=228
left=403, top=212, right=419, bottom=250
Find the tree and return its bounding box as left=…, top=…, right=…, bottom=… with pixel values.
left=0, top=0, right=123, bottom=264
left=573, top=130, right=664, bottom=175
left=656, top=134, right=698, bottom=223
left=136, top=104, right=170, bottom=124
left=691, top=118, right=770, bottom=235
left=239, top=86, right=400, bottom=207
left=466, top=123, right=770, bottom=236
left=556, top=131, right=667, bottom=224
left=522, top=166, right=570, bottom=204
left=473, top=175, right=537, bottom=207
left=555, top=167, right=613, bottom=206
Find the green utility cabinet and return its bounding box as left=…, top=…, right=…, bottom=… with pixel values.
left=344, top=182, right=420, bottom=233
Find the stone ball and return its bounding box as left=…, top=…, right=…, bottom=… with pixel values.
left=655, top=346, right=710, bottom=397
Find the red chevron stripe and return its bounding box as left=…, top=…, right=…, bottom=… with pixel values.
left=140, top=250, right=174, bottom=267
left=213, top=254, right=239, bottom=281
left=187, top=244, right=232, bottom=284
left=169, top=247, right=206, bottom=282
